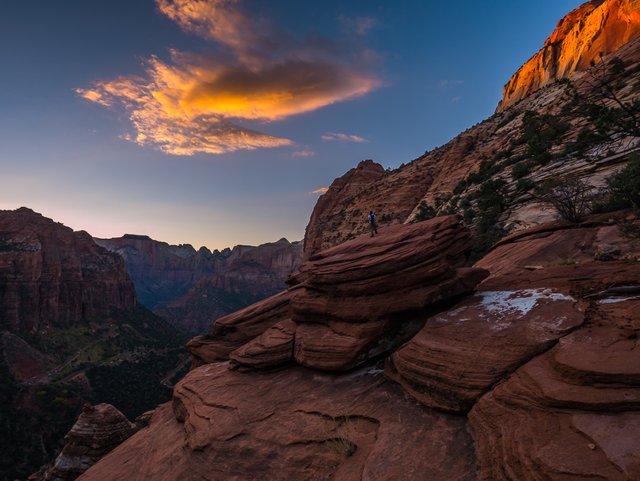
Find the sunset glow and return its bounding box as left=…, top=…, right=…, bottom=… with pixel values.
left=78, top=0, right=380, bottom=155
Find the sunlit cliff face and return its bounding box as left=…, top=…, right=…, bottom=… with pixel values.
left=499, top=0, right=640, bottom=111
left=77, top=0, right=379, bottom=155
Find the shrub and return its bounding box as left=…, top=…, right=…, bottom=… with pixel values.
left=607, top=154, right=640, bottom=212
left=535, top=176, right=595, bottom=223
left=412, top=201, right=437, bottom=222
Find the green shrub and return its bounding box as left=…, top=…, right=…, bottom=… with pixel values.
left=413, top=201, right=437, bottom=222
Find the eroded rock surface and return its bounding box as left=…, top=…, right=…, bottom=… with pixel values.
left=498, top=0, right=640, bottom=111
left=387, top=289, right=585, bottom=413
left=0, top=208, right=136, bottom=336
left=78, top=365, right=477, bottom=481
left=189, top=216, right=488, bottom=372
left=33, top=403, right=137, bottom=481
left=469, top=300, right=640, bottom=481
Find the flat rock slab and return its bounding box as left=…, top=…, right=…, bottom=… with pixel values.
left=387, top=289, right=585, bottom=413
left=78, top=364, right=478, bottom=481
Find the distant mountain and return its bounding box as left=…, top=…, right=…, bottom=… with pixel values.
left=96, top=235, right=303, bottom=334
left=0, top=207, right=136, bottom=335
left=0, top=208, right=186, bottom=481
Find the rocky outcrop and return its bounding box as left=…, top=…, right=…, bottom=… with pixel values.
left=302, top=34, right=640, bottom=260
left=78, top=365, right=477, bottom=481
left=0, top=208, right=136, bottom=336
left=96, top=235, right=302, bottom=334
left=189, top=216, right=487, bottom=372
left=188, top=289, right=293, bottom=365
left=32, top=403, right=137, bottom=481
left=291, top=216, right=488, bottom=371
left=469, top=310, right=640, bottom=480
left=75, top=213, right=640, bottom=481
left=386, top=289, right=585, bottom=413
left=498, top=0, right=640, bottom=111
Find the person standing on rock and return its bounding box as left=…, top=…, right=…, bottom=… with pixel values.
left=368, top=211, right=378, bottom=237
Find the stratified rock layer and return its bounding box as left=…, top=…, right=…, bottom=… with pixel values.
left=0, top=208, right=136, bottom=335
left=35, top=403, right=137, bottom=481
left=469, top=307, right=640, bottom=480
left=291, top=216, right=488, bottom=371
left=189, top=216, right=488, bottom=372
left=78, top=365, right=477, bottom=481
left=499, top=0, right=640, bottom=111
left=386, top=289, right=585, bottom=413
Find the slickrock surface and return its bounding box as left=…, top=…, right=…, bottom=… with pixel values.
left=189, top=216, right=488, bottom=372
left=386, top=289, right=585, bottom=413
left=0, top=208, right=136, bottom=335
left=476, top=218, right=640, bottom=292
left=498, top=0, right=640, bottom=111
left=78, top=364, right=477, bottom=481
left=469, top=301, right=640, bottom=480
left=229, top=319, right=296, bottom=371
left=34, top=403, right=137, bottom=481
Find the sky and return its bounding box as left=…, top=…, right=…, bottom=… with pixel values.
left=0, top=0, right=584, bottom=250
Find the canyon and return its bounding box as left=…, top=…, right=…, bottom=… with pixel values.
left=3, top=1, right=639, bottom=480
left=96, top=235, right=302, bottom=334
left=75, top=1, right=640, bottom=480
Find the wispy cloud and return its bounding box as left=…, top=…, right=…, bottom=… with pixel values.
left=321, top=132, right=368, bottom=143
left=292, top=150, right=315, bottom=158
left=339, top=15, right=379, bottom=36
left=310, top=187, right=329, bottom=194
left=439, top=79, right=464, bottom=88
left=77, top=0, right=380, bottom=156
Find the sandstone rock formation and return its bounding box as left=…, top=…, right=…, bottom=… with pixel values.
left=78, top=365, right=477, bottom=481
left=0, top=208, right=136, bottom=336
left=386, top=289, right=585, bottom=413
left=190, top=216, right=487, bottom=372
left=302, top=34, right=640, bottom=261
left=96, top=235, right=302, bottom=334
left=290, top=216, right=488, bottom=371
left=32, top=403, right=137, bottom=481
left=498, top=0, right=640, bottom=111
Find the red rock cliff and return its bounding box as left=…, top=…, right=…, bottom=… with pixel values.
left=498, top=0, right=640, bottom=111
left=0, top=208, right=136, bottom=335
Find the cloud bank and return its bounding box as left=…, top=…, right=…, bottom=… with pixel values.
left=78, top=0, right=380, bottom=155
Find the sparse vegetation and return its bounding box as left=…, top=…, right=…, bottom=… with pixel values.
left=535, top=176, right=595, bottom=223
left=412, top=201, right=437, bottom=222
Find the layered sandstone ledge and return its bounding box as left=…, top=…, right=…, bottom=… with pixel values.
left=189, top=216, right=488, bottom=372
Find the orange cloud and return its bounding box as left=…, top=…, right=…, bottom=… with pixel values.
left=310, top=187, right=329, bottom=194
left=321, top=132, right=368, bottom=143
left=78, top=0, right=380, bottom=156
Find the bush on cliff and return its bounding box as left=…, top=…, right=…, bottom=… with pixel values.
left=535, top=176, right=595, bottom=223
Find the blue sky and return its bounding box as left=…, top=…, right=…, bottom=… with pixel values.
left=0, top=0, right=583, bottom=249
